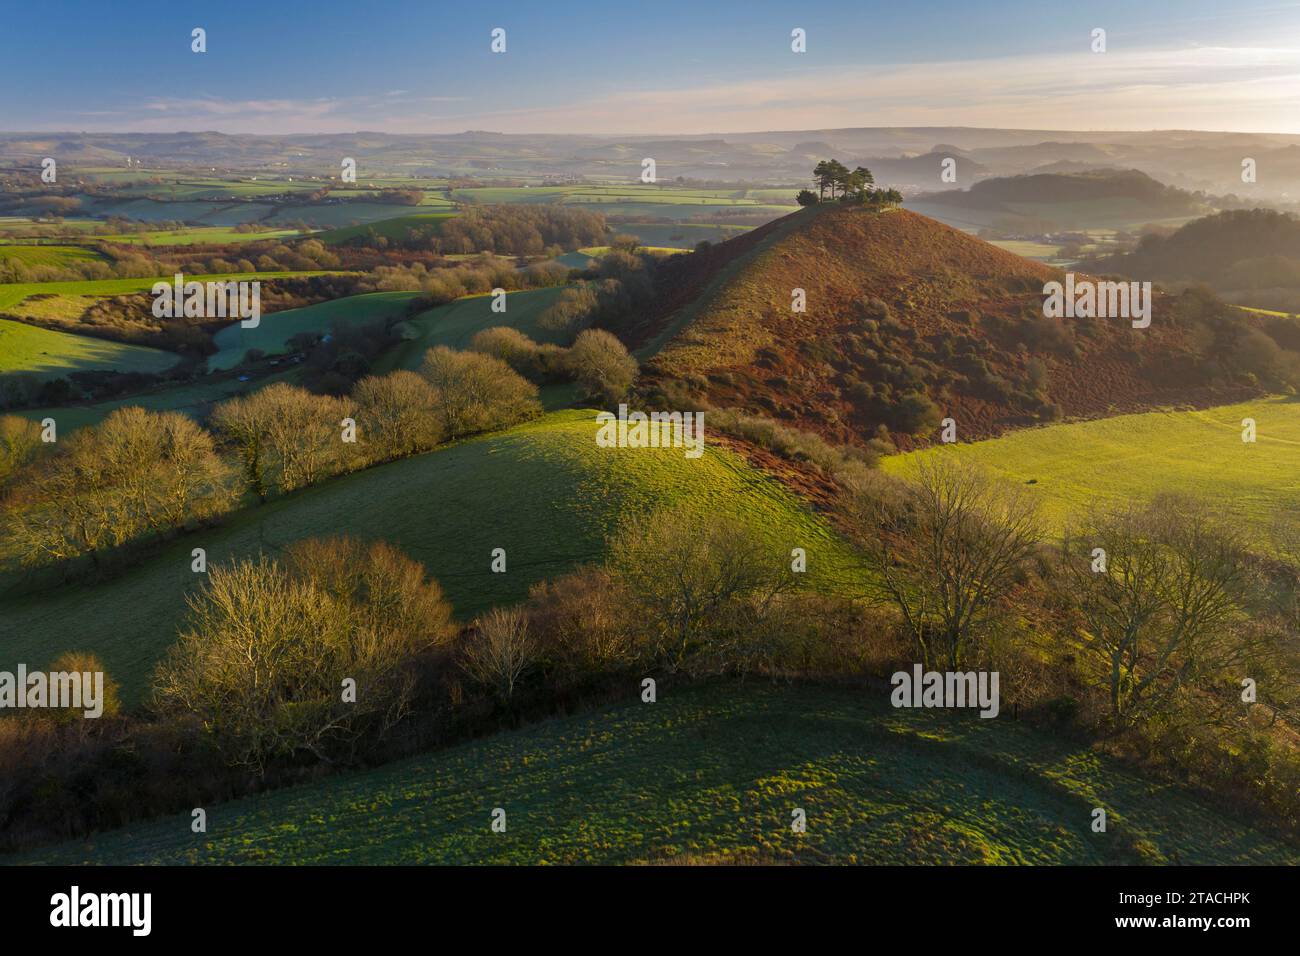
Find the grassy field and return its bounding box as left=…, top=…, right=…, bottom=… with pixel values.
left=263, top=202, right=444, bottom=229
left=0, top=409, right=859, bottom=705
left=0, top=244, right=105, bottom=268
left=0, top=271, right=342, bottom=312
left=99, top=227, right=303, bottom=246
left=374, top=287, right=572, bottom=373
left=16, top=369, right=304, bottom=432
left=316, top=212, right=456, bottom=245
left=208, top=292, right=422, bottom=370
left=16, top=682, right=1295, bottom=865
left=0, top=318, right=180, bottom=380
left=883, top=397, right=1300, bottom=539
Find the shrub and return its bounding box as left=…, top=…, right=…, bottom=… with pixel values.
left=154, top=538, right=453, bottom=771
left=352, top=370, right=442, bottom=461
left=565, top=328, right=638, bottom=404
left=417, top=346, right=541, bottom=438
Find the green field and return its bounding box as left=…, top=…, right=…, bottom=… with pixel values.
left=263, top=202, right=443, bottom=229
left=0, top=318, right=180, bottom=380
left=16, top=682, right=1295, bottom=865
left=208, top=292, right=422, bottom=370
left=374, top=287, right=573, bottom=373
left=16, top=369, right=304, bottom=432
left=883, top=397, right=1300, bottom=539
left=99, top=226, right=303, bottom=246
left=0, top=271, right=342, bottom=312
left=0, top=409, right=859, bottom=705
left=0, top=244, right=105, bottom=269
left=317, top=212, right=456, bottom=245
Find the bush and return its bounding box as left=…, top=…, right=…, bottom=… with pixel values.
left=418, top=346, right=541, bottom=438
left=153, top=538, right=454, bottom=772
left=352, top=370, right=442, bottom=461
left=565, top=329, right=638, bottom=404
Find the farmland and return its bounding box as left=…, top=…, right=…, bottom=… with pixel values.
left=97, top=226, right=303, bottom=246
left=20, top=682, right=1296, bottom=865
left=373, top=287, right=573, bottom=372
left=0, top=318, right=180, bottom=380
left=208, top=291, right=422, bottom=370
left=883, top=397, right=1300, bottom=540
left=0, top=270, right=344, bottom=312
left=0, top=243, right=105, bottom=268
left=0, top=409, right=859, bottom=705
left=317, top=212, right=456, bottom=245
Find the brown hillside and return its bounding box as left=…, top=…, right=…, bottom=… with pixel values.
left=640, top=205, right=1258, bottom=448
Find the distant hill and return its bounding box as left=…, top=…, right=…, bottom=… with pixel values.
left=1092, top=208, right=1300, bottom=313
left=858, top=149, right=988, bottom=189
left=632, top=204, right=1279, bottom=447
left=909, top=168, right=1210, bottom=231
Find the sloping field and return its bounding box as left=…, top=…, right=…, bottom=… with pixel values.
left=642, top=204, right=1262, bottom=447
left=208, top=292, right=421, bottom=370
left=882, top=397, right=1300, bottom=540
left=0, top=410, right=858, bottom=705
left=374, top=287, right=571, bottom=372
left=0, top=318, right=180, bottom=380
left=0, top=244, right=104, bottom=268
left=16, top=683, right=1296, bottom=865
left=317, top=212, right=456, bottom=245
left=263, top=202, right=439, bottom=229
left=17, top=368, right=304, bottom=432
left=100, top=227, right=302, bottom=246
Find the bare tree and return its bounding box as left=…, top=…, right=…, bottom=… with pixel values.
left=1065, top=497, right=1248, bottom=725
left=352, top=370, right=442, bottom=461
left=607, top=508, right=790, bottom=672
left=460, top=606, right=538, bottom=702
left=154, top=538, right=453, bottom=772
left=418, top=346, right=540, bottom=439
left=848, top=456, right=1041, bottom=670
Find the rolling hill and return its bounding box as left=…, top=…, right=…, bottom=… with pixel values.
left=638, top=203, right=1256, bottom=448
left=208, top=291, right=422, bottom=370
left=0, top=409, right=859, bottom=705
left=17, top=682, right=1296, bottom=865
left=0, top=317, right=180, bottom=380
left=908, top=168, right=1210, bottom=232
left=883, top=396, right=1300, bottom=543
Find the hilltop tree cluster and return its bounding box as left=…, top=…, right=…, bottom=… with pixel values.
left=797, top=160, right=902, bottom=208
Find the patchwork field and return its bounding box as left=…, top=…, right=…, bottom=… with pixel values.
left=208, top=291, right=422, bottom=370
left=0, top=318, right=180, bottom=380
left=883, top=397, right=1300, bottom=540
left=18, top=682, right=1296, bottom=865
left=0, top=409, right=859, bottom=705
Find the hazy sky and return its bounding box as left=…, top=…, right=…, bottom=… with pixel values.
left=5, top=0, right=1300, bottom=135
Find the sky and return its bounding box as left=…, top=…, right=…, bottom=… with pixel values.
left=5, top=0, right=1300, bottom=135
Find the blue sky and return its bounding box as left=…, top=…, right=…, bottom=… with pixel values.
left=5, top=0, right=1300, bottom=134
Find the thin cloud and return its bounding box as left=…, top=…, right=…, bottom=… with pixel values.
left=40, top=44, right=1300, bottom=135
